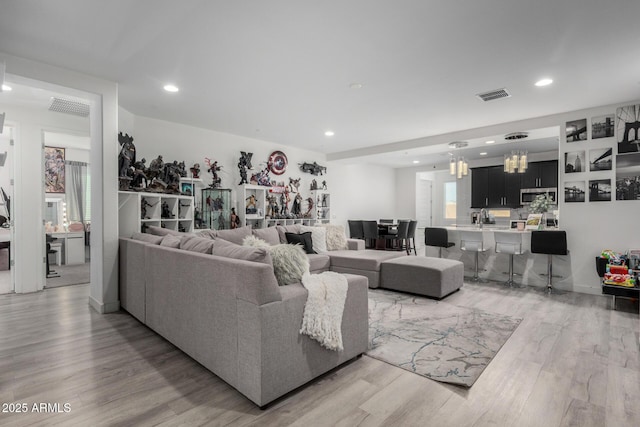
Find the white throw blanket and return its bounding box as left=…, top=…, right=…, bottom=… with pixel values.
left=300, top=272, right=348, bottom=351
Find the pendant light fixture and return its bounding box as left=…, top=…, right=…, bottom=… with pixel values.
left=504, top=150, right=528, bottom=173
left=448, top=141, right=469, bottom=179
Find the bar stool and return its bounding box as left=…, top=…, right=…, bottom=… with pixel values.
left=424, top=227, right=455, bottom=258
left=460, top=230, right=488, bottom=282
left=531, top=230, right=568, bottom=293
left=494, top=231, right=525, bottom=287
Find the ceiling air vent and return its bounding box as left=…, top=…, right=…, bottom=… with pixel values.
left=49, top=97, right=90, bottom=117
left=505, top=132, right=529, bottom=140
left=476, top=88, right=511, bottom=102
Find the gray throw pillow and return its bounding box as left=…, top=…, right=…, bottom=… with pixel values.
left=146, top=225, right=182, bottom=236
left=160, top=234, right=181, bottom=248
left=195, top=229, right=217, bottom=239
left=180, top=235, right=216, bottom=254
left=211, top=241, right=273, bottom=265
left=215, top=226, right=252, bottom=245
left=131, top=232, right=163, bottom=245
left=252, top=227, right=280, bottom=246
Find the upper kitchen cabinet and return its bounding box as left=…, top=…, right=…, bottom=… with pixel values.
left=521, top=160, right=558, bottom=188
left=471, top=166, right=521, bottom=209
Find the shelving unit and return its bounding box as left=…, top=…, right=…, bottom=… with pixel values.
left=202, top=188, right=232, bottom=230
left=241, top=184, right=267, bottom=229
left=118, top=191, right=194, bottom=236
left=311, top=190, right=330, bottom=224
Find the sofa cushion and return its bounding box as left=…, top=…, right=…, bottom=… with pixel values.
left=212, top=240, right=273, bottom=266
left=160, top=234, right=182, bottom=248
left=132, top=232, right=163, bottom=245
left=252, top=227, right=280, bottom=245
left=307, top=253, right=331, bottom=272
left=318, top=224, right=348, bottom=251
left=180, top=235, right=216, bottom=253
left=276, top=224, right=301, bottom=244
left=215, top=226, right=252, bottom=245
left=269, top=244, right=310, bottom=286
left=300, top=225, right=327, bottom=253
left=195, top=229, right=217, bottom=239
left=328, top=250, right=406, bottom=272
left=285, top=232, right=316, bottom=254
left=146, top=225, right=182, bottom=236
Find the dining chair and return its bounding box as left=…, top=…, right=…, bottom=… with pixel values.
left=406, top=220, right=418, bottom=255
left=347, top=220, right=364, bottom=239
left=362, top=220, right=379, bottom=249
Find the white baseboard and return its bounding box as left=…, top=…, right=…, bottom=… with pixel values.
left=89, top=296, right=120, bottom=313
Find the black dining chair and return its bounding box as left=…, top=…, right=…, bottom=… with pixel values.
left=531, top=230, right=568, bottom=293
left=425, top=227, right=455, bottom=258
left=406, top=220, right=418, bottom=255
left=362, top=220, right=379, bottom=249
left=347, top=220, right=364, bottom=239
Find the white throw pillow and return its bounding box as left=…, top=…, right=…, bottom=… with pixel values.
left=300, top=225, right=327, bottom=253
left=318, top=224, right=348, bottom=251
left=243, top=236, right=309, bottom=285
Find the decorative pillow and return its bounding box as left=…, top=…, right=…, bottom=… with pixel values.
left=215, top=226, right=252, bottom=245
left=268, top=244, right=310, bottom=286
left=131, top=232, right=163, bottom=245
left=180, top=235, right=215, bottom=253
left=146, top=225, right=182, bottom=236
left=252, top=227, right=280, bottom=246
left=300, top=225, right=327, bottom=253
left=276, top=224, right=301, bottom=244
left=243, top=235, right=271, bottom=248
left=285, top=232, right=316, bottom=254
left=212, top=241, right=273, bottom=265
left=195, top=229, right=217, bottom=239
left=160, top=234, right=182, bottom=248
left=318, top=224, right=349, bottom=251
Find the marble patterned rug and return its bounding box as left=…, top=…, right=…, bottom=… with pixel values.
left=367, top=289, right=522, bottom=387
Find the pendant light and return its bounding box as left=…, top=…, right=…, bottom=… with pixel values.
left=448, top=141, right=469, bottom=179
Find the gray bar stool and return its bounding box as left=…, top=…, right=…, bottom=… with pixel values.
left=424, top=227, right=455, bottom=258
left=494, top=231, right=525, bottom=287
left=459, top=230, right=488, bottom=282
left=531, top=230, right=568, bottom=293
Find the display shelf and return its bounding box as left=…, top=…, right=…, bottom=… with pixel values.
left=241, top=185, right=267, bottom=228
left=311, top=190, right=330, bottom=222
left=118, top=191, right=194, bottom=236
left=202, top=188, right=231, bottom=230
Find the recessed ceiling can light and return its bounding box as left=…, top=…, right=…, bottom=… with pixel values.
left=485, top=140, right=495, bottom=144
left=535, top=78, right=553, bottom=87
left=163, top=84, right=179, bottom=92
left=324, top=131, right=335, bottom=137
left=349, top=83, right=363, bottom=89
left=1, top=84, right=12, bottom=91
left=480, top=152, right=487, bottom=156
left=413, top=160, right=420, bottom=164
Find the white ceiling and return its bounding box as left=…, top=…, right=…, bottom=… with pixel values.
left=1, top=0, right=639, bottom=166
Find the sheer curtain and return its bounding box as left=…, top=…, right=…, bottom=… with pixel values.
left=65, top=161, right=89, bottom=229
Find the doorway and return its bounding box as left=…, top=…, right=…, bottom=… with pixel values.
left=0, top=125, right=14, bottom=294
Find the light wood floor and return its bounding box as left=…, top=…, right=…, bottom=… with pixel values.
left=1, top=282, right=638, bottom=426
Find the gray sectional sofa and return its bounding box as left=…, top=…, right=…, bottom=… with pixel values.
left=119, top=223, right=461, bottom=407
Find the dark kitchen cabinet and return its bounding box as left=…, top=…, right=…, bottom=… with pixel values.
left=521, top=160, right=558, bottom=188
left=471, top=166, right=522, bottom=209
left=471, top=168, right=489, bottom=208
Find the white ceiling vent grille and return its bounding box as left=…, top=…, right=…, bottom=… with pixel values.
left=476, top=88, right=511, bottom=102
left=49, top=97, right=90, bottom=117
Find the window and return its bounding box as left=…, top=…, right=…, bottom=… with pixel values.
left=444, top=182, right=456, bottom=219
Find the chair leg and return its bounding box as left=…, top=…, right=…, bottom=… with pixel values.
left=547, top=254, right=553, bottom=292
left=438, top=247, right=443, bottom=258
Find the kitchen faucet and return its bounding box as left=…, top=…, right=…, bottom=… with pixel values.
left=478, top=208, right=487, bottom=229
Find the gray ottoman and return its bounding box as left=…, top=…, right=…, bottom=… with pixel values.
left=380, top=256, right=464, bottom=299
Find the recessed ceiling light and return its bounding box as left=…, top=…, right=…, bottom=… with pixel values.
left=163, top=84, right=179, bottom=93
left=480, top=152, right=487, bottom=156
left=324, top=131, right=335, bottom=137
left=1, top=84, right=12, bottom=91
left=413, top=160, right=420, bottom=164
left=349, top=83, right=363, bottom=89
left=535, top=78, right=553, bottom=87
left=485, top=140, right=495, bottom=144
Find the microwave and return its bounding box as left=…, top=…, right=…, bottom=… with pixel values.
left=520, top=188, right=557, bottom=205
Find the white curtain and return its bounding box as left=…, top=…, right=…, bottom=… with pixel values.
left=65, top=161, right=89, bottom=226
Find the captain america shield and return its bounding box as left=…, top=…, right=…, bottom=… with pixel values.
left=268, top=150, right=288, bottom=175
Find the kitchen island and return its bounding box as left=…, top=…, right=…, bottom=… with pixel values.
left=425, top=225, right=573, bottom=290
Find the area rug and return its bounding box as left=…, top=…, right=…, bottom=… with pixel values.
left=367, top=289, right=522, bottom=387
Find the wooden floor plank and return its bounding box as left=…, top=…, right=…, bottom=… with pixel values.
left=0, top=282, right=637, bottom=426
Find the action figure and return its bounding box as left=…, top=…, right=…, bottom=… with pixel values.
left=204, top=158, right=222, bottom=188
left=146, top=155, right=164, bottom=184
left=217, top=212, right=225, bottom=230
left=304, top=197, right=314, bottom=217
left=141, top=198, right=158, bottom=219
left=246, top=194, right=257, bottom=214
left=161, top=201, right=174, bottom=218
left=291, top=193, right=303, bottom=217
left=190, top=163, right=201, bottom=179
left=118, top=132, right=136, bottom=179
left=131, top=158, right=147, bottom=188
left=289, top=177, right=301, bottom=193
left=238, top=152, right=253, bottom=185
left=322, top=180, right=327, bottom=190
left=230, top=207, right=240, bottom=229
left=310, top=179, right=318, bottom=190
left=321, top=194, right=328, bottom=207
